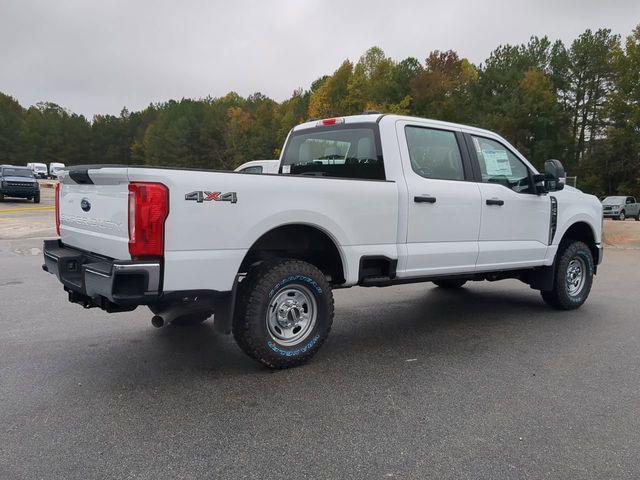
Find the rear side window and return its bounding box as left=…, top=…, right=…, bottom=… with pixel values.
left=472, top=136, right=534, bottom=194
left=405, top=126, right=465, bottom=181
left=240, top=166, right=263, bottom=174
left=281, top=125, right=384, bottom=180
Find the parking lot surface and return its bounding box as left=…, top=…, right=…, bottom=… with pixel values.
left=1, top=229, right=639, bottom=479
left=0, top=184, right=55, bottom=239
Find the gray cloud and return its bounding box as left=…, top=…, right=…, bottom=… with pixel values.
left=1, top=0, right=638, bottom=118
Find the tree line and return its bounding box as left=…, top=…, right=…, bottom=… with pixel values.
left=0, top=25, right=638, bottom=197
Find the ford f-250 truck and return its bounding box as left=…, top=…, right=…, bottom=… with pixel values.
left=43, top=114, right=604, bottom=368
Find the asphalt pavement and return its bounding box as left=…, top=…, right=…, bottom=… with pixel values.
left=1, top=235, right=639, bottom=479
left=0, top=184, right=55, bottom=239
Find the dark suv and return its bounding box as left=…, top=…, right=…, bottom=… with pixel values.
left=0, top=166, right=40, bottom=203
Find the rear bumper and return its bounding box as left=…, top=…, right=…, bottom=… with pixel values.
left=42, top=240, right=161, bottom=311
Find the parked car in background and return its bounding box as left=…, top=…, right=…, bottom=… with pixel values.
left=0, top=166, right=40, bottom=202
left=234, top=159, right=279, bottom=174
left=27, top=162, right=48, bottom=179
left=602, top=196, right=640, bottom=221
left=49, top=162, right=66, bottom=179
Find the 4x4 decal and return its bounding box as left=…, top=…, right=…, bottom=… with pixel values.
left=185, top=191, right=237, bottom=204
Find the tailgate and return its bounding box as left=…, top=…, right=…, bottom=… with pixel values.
left=59, top=167, right=131, bottom=260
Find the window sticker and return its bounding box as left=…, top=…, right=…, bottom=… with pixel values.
left=482, top=149, right=512, bottom=176
left=282, top=165, right=291, bottom=174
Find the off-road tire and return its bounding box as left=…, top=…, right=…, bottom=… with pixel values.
left=540, top=240, right=594, bottom=310
left=233, top=258, right=334, bottom=369
left=33, top=193, right=40, bottom=204
left=433, top=279, right=467, bottom=289
left=0, top=193, right=5, bottom=201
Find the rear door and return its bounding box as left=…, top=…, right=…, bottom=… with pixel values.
left=466, top=134, right=550, bottom=270
left=396, top=121, right=481, bottom=277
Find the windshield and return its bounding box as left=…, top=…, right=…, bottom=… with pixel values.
left=602, top=196, right=625, bottom=205
left=2, top=168, right=34, bottom=178
left=281, top=125, right=384, bottom=180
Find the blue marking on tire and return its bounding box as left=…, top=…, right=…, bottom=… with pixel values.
left=269, top=275, right=322, bottom=298
left=267, top=334, right=321, bottom=357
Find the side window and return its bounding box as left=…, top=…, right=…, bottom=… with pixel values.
left=282, top=127, right=385, bottom=180
left=405, top=126, right=465, bottom=181
left=627, top=197, right=635, bottom=204
left=472, top=136, right=533, bottom=194
left=240, top=166, right=263, bottom=174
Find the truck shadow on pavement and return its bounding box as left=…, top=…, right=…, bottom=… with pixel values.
left=36, top=282, right=599, bottom=403
left=76, top=283, right=585, bottom=385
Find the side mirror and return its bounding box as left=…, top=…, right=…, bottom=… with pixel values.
left=532, top=173, right=547, bottom=194
left=544, top=159, right=565, bottom=192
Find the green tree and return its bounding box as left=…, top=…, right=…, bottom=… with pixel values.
left=411, top=50, right=477, bottom=123
left=0, top=93, right=25, bottom=163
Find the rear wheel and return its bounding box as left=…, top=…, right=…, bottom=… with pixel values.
left=540, top=240, right=594, bottom=310
left=635, top=212, right=639, bottom=221
left=233, top=258, right=334, bottom=369
left=0, top=193, right=3, bottom=201
left=433, top=279, right=467, bottom=289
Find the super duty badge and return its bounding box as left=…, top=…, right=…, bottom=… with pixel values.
left=185, top=191, right=237, bottom=204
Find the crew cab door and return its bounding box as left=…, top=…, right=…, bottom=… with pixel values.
left=396, top=121, right=481, bottom=277
left=626, top=197, right=639, bottom=216
left=466, top=134, right=550, bottom=270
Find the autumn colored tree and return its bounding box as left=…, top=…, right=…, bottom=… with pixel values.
left=0, top=24, right=638, bottom=197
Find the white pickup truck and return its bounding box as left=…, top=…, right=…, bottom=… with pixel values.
left=43, top=113, right=603, bottom=368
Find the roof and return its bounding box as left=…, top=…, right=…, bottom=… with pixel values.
left=293, top=113, right=497, bottom=138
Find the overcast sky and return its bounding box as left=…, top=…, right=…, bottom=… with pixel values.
left=1, top=0, right=639, bottom=118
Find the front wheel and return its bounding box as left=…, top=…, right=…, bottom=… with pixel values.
left=33, top=193, right=40, bottom=203
left=618, top=210, right=626, bottom=221
left=541, top=240, right=594, bottom=310
left=233, top=259, right=334, bottom=369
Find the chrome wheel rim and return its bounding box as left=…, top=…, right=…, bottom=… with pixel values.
left=566, top=257, right=586, bottom=296
left=266, top=284, right=317, bottom=346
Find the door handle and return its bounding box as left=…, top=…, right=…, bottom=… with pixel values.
left=486, top=198, right=504, bottom=206
left=414, top=195, right=437, bottom=204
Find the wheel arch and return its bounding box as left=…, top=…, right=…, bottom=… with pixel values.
left=238, top=223, right=346, bottom=285
left=557, top=220, right=599, bottom=264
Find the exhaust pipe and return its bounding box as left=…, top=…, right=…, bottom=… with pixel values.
left=151, top=315, right=165, bottom=328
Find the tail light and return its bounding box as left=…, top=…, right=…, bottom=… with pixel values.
left=55, top=182, right=61, bottom=236
left=128, top=182, right=169, bottom=258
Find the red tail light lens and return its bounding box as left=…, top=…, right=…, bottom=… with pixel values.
left=55, top=182, right=61, bottom=236
left=128, top=182, right=169, bottom=258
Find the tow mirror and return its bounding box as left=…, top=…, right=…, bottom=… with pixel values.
left=544, top=159, right=565, bottom=192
